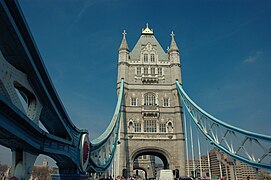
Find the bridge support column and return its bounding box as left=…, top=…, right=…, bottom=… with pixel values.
left=11, top=150, right=37, bottom=180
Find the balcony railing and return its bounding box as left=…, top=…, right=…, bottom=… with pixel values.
left=141, top=73, right=158, bottom=83
left=141, top=105, right=159, bottom=118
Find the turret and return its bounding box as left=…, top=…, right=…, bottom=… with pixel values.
left=118, top=30, right=129, bottom=83
left=169, top=31, right=182, bottom=83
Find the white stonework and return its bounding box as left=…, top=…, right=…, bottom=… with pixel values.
left=116, top=25, right=185, bottom=178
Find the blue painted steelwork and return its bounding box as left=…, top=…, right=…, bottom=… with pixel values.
left=0, top=0, right=88, bottom=176
left=0, top=0, right=80, bottom=140
left=0, top=0, right=124, bottom=177
left=88, top=80, right=124, bottom=172
left=0, top=94, right=87, bottom=173
left=176, top=81, right=271, bottom=170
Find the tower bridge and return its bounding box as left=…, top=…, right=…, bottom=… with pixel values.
left=0, top=1, right=270, bottom=179
left=115, top=23, right=185, bottom=178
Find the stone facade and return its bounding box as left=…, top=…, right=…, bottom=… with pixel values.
left=115, top=25, right=185, bottom=178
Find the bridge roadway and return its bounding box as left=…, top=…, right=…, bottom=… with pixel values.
left=0, top=93, right=85, bottom=172
left=0, top=0, right=89, bottom=178
left=0, top=0, right=83, bottom=141
left=0, top=1, right=123, bottom=178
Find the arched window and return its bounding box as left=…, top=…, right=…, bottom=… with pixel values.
left=136, top=67, right=141, bottom=75
left=158, top=67, right=162, bottom=76
left=144, top=93, right=156, bottom=106
left=150, top=54, right=155, bottom=62
left=163, top=97, right=169, bottom=107
left=167, top=121, right=173, bottom=133
left=144, top=54, right=148, bottom=62
left=144, top=67, right=148, bottom=74
left=151, top=67, right=155, bottom=74
left=128, top=121, right=134, bottom=132
left=131, top=97, right=137, bottom=106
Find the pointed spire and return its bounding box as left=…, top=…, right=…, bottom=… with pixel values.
left=169, top=31, right=179, bottom=52
left=119, top=30, right=129, bottom=51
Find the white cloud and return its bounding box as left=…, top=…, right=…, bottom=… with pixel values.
left=77, top=0, right=96, bottom=19
left=243, top=50, right=263, bottom=63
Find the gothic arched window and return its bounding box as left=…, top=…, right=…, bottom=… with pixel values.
left=158, top=67, right=162, bottom=76
left=144, top=93, right=156, bottom=106
left=144, top=54, right=148, bottom=62
left=144, top=67, right=148, bottom=74
left=167, top=121, right=173, bottom=133
left=137, top=67, right=141, bottom=75
left=131, top=97, right=137, bottom=106
left=151, top=67, right=155, bottom=74
left=150, top=54, right=155, bottom=62
left=163, top=97, right=169, bottom=107
left=128, top=121, right=134, bottom=132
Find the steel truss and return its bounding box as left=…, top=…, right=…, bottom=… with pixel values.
left=176, top=81, right=271, bottom=170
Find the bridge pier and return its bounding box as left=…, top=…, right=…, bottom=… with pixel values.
left=10, top=150, right=37, bottom=180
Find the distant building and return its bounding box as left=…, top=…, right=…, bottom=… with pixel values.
left=235, top=161, right=256, bottom=180
left=185, top=156, right=210, bottom=178
left=42, top=159, right=49, bottom=168
left=209, top=148, right=235, bottom=179
left=185, top=148, right=271, bottom=180
left=30, top=159, right=51, bottom=180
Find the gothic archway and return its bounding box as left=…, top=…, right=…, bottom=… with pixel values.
left=131, top=147, right=171, bottom=169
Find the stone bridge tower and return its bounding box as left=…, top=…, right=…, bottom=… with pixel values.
left=115, top=24, right=185, bottom=178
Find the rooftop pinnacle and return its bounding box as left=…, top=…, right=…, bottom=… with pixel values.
left=119, top=30, right=129, bottom=51
left=169, top=31, right=179, bottom=52
left=141, top=23, right=154, bottom=35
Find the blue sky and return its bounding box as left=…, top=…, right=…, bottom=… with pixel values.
left=1, top=0, right=271, bottom=166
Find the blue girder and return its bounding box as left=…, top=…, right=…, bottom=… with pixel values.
left=0, top=93, right=85, bottom=173
left=0, top=0, right=87, bottom=175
